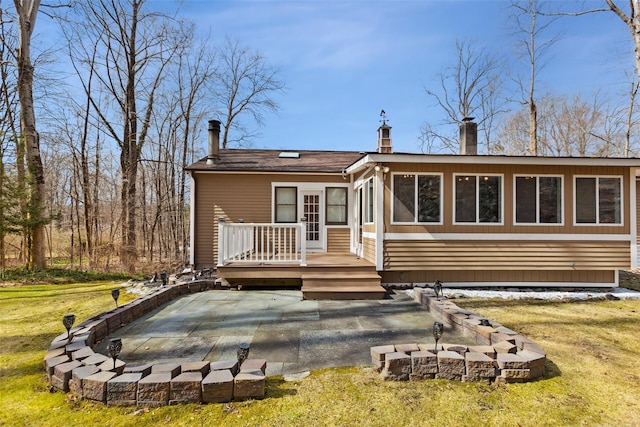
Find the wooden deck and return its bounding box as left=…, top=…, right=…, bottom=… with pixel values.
left=216, top=252, right=386, bottom=300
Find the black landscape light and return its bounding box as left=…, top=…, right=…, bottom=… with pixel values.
left=160, top=270, right=168, bottom=286
left=237, top=342, right=250, bottom=368
left=432, top=321, right=443, bottom=353
left=111, top=288, right=120, bottom=308
left=108, top=338, right=122, bottom=371
left=479, top=318, right=491, bottom=327
left=63, top=313, right=76, bottom=342
left=433, top=280, right=443, bottom=300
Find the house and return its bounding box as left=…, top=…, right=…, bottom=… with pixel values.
left=185, top=118, right=640, bottom=299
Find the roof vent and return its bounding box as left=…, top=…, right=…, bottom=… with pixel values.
left=279, top=152, right=300, bottom=159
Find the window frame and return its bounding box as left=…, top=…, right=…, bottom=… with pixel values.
left=453, top=173, right=504, bottom=225
left=274, top=186, right=297, bottom=223
left=365, top=179, right=374, bottom=224
left=573, top=175, right=623, bottom=226
left=325, top=186, right=348, bottom=225
left=391, top=172, right=443, bottom=225
left=513, top=174, right=564, bottom=226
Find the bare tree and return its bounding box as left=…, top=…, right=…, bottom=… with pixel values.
left=541, top=93, right=603, bottom=156
left=215, top=37, right=285, bottom=148
left=13, top=0, right=47, bottom=269
left=546, top=1, right=640, bottom=157
left=62, top=0, right=188, bottom=272
left=508, top=0, right=562, bottom=156
left=419, top=39, right=506, bottom=154
left=497, top=91, right=620, bottom=157
left=142, top=34, right=215, bottom=264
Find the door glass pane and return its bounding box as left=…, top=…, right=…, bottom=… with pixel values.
left=304, top=194, right=320, bottom=241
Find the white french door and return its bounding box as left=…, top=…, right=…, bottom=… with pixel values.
left=301, top=191, right=323, bottom=250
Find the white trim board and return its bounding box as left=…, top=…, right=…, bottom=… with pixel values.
left=383, top=232, right=632, bottom=241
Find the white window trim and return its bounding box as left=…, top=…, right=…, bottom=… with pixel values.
left=390, top=172, right=443, bottom=225
left=573, top=175, right=624, bottom=227
left=453, top=173, right=504, bottom=225
left=513, top=174, right=564, bottom=226
left=271, top=182, right=352, bottom=227
left=364, top=178, right=374, bottom=225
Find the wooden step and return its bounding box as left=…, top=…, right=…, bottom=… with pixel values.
left=301, top=272, right=386, bottom=300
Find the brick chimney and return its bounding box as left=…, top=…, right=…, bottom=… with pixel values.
left=377, top=121, right=393, bottom=154
left=459, top=117, right=477, bottom=155
left=207, top=119, right=221, bottom=164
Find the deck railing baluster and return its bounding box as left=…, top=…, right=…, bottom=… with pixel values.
left=218, top=222, right=306, bottom=265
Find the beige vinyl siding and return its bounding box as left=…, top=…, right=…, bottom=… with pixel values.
left=383, top=240, right=631, bottom=271
left=194, top=172, right=346, bottom=267
left=383, top=163, right=631, bottom=235
left=363, top=237, right=376, bottom=264
left=327, top=228, right=350, bottom=253
left=381, top=269, right=615, bottom=284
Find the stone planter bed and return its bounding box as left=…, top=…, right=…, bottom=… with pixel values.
left=44, top=280, right=266, bottom=405
left=371, top=288, right=546, bottom=383
left=44, top=283, right=546, bottom=406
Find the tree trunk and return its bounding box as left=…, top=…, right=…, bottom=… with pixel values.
left=14, top=0, right=46, bottom=270
left=528, top=100, right=538, bottom=156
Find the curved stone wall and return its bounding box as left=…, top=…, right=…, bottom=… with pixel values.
left=44, top=284, right=546, bottom=406
left=43, top=281, right=266, bottom=405
left=370, top=289, right=546, bottom=383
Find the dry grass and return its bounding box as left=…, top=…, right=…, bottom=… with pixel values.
left=2, top=282, right=640, bottom=426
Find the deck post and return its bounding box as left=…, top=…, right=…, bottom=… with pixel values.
left=217, top=218, right=226, bottom=267
left=299, top=219, right=307, bottom=267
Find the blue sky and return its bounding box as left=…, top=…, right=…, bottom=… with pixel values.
left=180, top=1, right=629, bottom=153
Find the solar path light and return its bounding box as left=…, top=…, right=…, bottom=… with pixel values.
left=63, top=313, right=75, bottom=342
left=111, top=288, right=120, bottom=308
left=108, top=338, right=122, bottom=371
left=432, top=321, right=443, bottom=353
left=433, top=280, right=443, bottom=300
left=237, top=343, right=250, bottom=368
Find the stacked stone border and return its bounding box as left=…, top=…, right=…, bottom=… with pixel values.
left=371, top=289, right=547, bottom=383
left=43, top=280, right=267, bottom=405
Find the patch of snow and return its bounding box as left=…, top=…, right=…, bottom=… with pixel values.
left=406, top=287, right=640, bottom=301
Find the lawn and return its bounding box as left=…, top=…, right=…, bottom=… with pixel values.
left=1, top=281, right=639, bottom=426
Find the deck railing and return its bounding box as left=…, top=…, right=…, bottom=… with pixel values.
left=217, top=220, right=307, bottom=267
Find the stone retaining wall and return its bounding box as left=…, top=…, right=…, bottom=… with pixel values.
left=370, top=289, right=546, bottom=383
left=45, top=283, right=546, bottom=406
left=43, top=280, right=267, bottom=405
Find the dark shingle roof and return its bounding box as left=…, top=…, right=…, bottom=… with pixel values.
left=185, top=149, right=365, bottom=174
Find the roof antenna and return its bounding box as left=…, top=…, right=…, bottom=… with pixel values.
left=380, top=109, right=387, bottom=125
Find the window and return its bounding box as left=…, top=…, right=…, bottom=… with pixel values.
left=515, top=176, right=562, bottom=224
left=275, top=187, right=297, bottom=223
left=392, top=174, right=441, bottom=223
left=575, top=177, right=621, bottom=224
left=366, top=179, right=374, bottom=223
left=326, top=187, right=347, bottom=225
left=455, top=174, right=502, bottom=224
